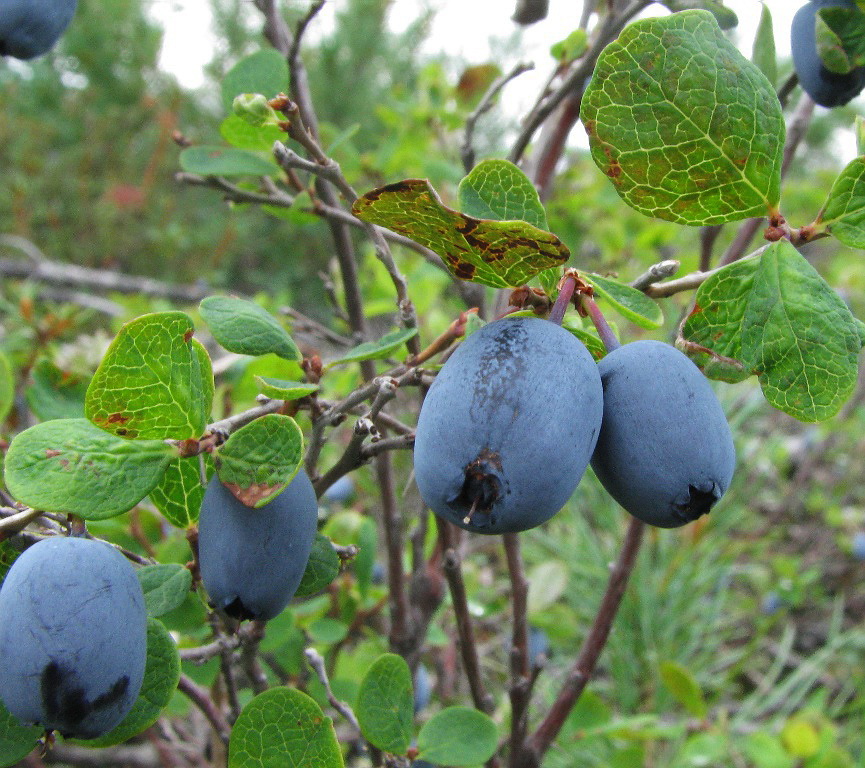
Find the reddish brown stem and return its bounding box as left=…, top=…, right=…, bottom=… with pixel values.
left=548, top=275, right=577, bottom=326
left=438, top=520, right=494, bottom=714
left=514, top=518, right=645, bottom=767
left=579, top=293, right=620, bottom=352
left=504, top=533, right=532, bottom=766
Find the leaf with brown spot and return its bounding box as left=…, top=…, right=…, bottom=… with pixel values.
left=224, top=482, right=285, bottom=508
left=352, top=179, right=569, bottom=288
left=214, top=414, right=304, bottom=508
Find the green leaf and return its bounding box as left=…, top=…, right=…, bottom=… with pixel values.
left=458, top=158, right=548, bottom=230
left=527, top=561, right=568, bottom=617
left=659, top=660, right=707, bottom=718
left=220, top=114, right=285, bottom=151
left=780, top=717, right=821, bottom=758
left=4, top=419, right=174, bottom=520
left=0, top=542, right=16, bottom=586
left=742, top=732, right=794, bottom=768
left=680, top=242, right=862, bottom=421
left=586, top=274, right=663, bottom=329
left=416, top=707, right=498, bottom=766
left=308, top=618, right=349, bottom=646
left=352, top=179, right=569, bottom=288
left=568, top=690, right=613, bottom=732
left=228, top=687, right=343, bottom=768
left=455, top=63, right=502, bottom=109
left=561, top=319, right=607, bottom=361
left=551, top=29, right=588, bottom=64
left=355, top=516, right=377, bottom=598
left=255, top=377, right=319, bottom=401
left=356, top=653, right=414, bottom=755
left=295, top=534, right=341, bottom=598
left=215, top=413, right=304, bottom=507
left=0, top=352, right=12, bottom=425
left=75, top=618, right=181, bottom=748
left=0, top=702, right=41, bottom=766
left=179, top=146, right=278, bottom=178
left=149, top=456, right=208, bottom=528
left=221, top=50, right=289, bottom=113
left=817, top=156, right=865, bottom=248
left=24, top=360, right=89, bottom=421
left=815, top=7, right=865, bottom=74
left=138, top=564, right=193, bottom=617
left=657, top=0, right=738, bottom=29
left=326, top=328, right=418, bottom=367
left=752, top=3, right=777, bottom=88
left=581, top=10, right=783, bottom=225
left=200, top=296, right=301, bottom=361
left=192, top=338, right=215, bottom=425
left=855, top=115, right=865, bottom=155
left=86, top=312, right=211, bottom=440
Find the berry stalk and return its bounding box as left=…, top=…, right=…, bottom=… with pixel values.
left=579, top=292, right=621, bottom=352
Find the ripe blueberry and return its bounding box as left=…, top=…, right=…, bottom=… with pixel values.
left=198, top=469, right=318, bottom=621
left=791, top=0, right=865, bottom=107
left=0, top=536, right=147, bottom=739
left=413, top=316, right=603, bottom=534
left=0, top=0, right=78, bottom=60
left=590, top=340, right=736, bottom=528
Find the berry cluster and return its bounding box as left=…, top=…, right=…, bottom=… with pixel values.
left=414, top=316, right=736, bottom=534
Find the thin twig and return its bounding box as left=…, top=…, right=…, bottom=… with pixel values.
left=0, top=257, right=210, bottom=302
left=509, top=0, right=652, bottom=166
left=305, top=647, right=362, bottom=731
left=629, top=259, right=680, bottom=291
left=517, top=518, right=646, bottom=767
left=0, top=506, right=45, bottom=535
left=176, top=674, right=231, bottom=745
left=438, top=520, right=494, bottom=714
left=504, top=533, right=532, bottom=767
left=462, top=62, right=534, bottom=172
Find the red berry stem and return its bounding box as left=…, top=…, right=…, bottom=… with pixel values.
left=580, top=292, right=621, bottom=352
left=548, top=274, right=577, bottom=326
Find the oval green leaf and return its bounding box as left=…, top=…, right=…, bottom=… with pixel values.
left=149, top=455, right=209, bottom=528
left=254, top=377, right=319, bottom=401
left=74, top=618, right=181, bottom=748
left=817, top=156, right=865, bottom=248
left=4, top=419, right=174, bottom=520
left=85, top=312, right=211, bottom=440
left=353, top=179, right=569, bottom=288
left=681, top=241, right=862, bottom=421
left=581, top=10, right=783, bottom=225
left=458, top=158, right=548, bottom=230
left=0, top=352, right=12, bottom=425
left=586, top=274, right=663, bottom=329
left=138, top=564, right=193, bottom=617
left=215, top=413, right=304, bottom=507
left=228, top=687, right=343, bottom=768
left=221, top=114, right=285, bottom=151
left=416, top=706, right=498, bottom=766
left=752, top=2, right=777, bottom=87
left=659, top=660, right=707, bottom=718
left=295, top=534, right=341, bottom=598
left=326, top=327, right=418, bottom=367
left=24, top=360, right=89, bottom=422
left=221, top=49, right=289, bottom=112
left=356, top=653, right=414, bottom=755
left=179, top=146, right=278, bottom=178
left=0, top=703, right=41, bottom=767
left=200, top=296, right=301, bottom=361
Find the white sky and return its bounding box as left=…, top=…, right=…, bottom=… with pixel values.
left=150, top=0, right=798, bottom=95
left=148, top=1, right=856, bottom=158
